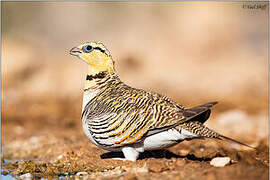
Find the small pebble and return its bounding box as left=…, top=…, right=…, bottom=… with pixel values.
left=76, top=171, right=88, bottom=176
left=29, top=136, right=39, bottom=143
left=124, top=173, right=138, bottom=180
left=176, top=159, right=186, bottom=166
left=130, top=166, right=149, bottom=173
left=57, top=154, right=63, bottom=159
left=210, top=157, right=231, bottom=167
left=19, top=173, right=33, bottom=180
left=178, top=149, right=189, bottom=156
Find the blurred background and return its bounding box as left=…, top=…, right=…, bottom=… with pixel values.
left=2, top=2, right=268, bottom=148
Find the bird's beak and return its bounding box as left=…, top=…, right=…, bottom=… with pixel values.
left=70, top=47, right=82, bottom=56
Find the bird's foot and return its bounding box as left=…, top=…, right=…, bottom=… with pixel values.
left=121, top=147, right=140, bottom=162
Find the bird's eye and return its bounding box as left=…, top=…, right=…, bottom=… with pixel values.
left=83, top=45, right=93, bottom=53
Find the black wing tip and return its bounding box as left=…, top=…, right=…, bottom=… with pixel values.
left=206, top=101, right=218, bottom=106
left=192, top=101, right=218, bottom=109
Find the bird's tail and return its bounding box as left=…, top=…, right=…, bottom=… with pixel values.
left=218, top=134, right=255, bottom=149
left=183, top=121, right=255, bottom=149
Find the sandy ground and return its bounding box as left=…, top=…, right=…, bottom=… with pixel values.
left=2, top=98, right=269, bottom=180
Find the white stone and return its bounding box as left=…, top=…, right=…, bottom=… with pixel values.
left=19, top=173, right=33, bottom=180
left=29, top=136, right=39, bottom=143
left=130, top=166, right=149, bottom=173
left=57, top=154, right=63, bottom=159
left=76, top=172, right=88, bottom=176
left=210, top=157, right=231, bottom=167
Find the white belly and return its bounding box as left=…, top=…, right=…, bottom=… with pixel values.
left=81, top=90, right=100, bottom=146
left=142, top=128, right=198, bottom=150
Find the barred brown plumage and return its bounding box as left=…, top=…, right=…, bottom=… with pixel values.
left=70, top=42, right=254, bottom=162
left=81, top=74, right=185, bottom=146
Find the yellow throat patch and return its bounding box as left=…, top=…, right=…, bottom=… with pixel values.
left=70, top=42, right=116, bottom=90
left=70, top=42, right=115, bottom=75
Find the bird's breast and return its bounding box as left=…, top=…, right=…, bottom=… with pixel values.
left=82, top=90, right=99, bottom=113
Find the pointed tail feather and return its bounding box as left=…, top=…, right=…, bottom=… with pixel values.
left=184, top=121, right=256, bottom=150
left=218, top=134, right=256, bottom=149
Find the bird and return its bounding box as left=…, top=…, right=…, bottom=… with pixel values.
left=70, top=42, right=253, bottom=162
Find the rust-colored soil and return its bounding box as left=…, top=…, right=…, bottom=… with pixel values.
left=2, top=99, right=269, bottom=180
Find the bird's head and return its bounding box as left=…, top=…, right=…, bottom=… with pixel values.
left=70, top=42, right=115, bottom=74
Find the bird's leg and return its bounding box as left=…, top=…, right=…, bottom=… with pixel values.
left=111, top=147, right=140, bottom=162
left=121, top=147, right=140, bottom=162
left=111, top=147, right=139, bottom=162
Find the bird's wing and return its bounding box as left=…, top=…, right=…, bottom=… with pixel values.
left=117, top=98, right=218, bottom=145
left=116, top=89, right=217, bottom=145
left=83, top=86, right=217, bottom=146
left=145, top=101, right=218, bottom=137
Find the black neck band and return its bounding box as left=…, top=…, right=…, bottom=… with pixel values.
left=86, top=71, right=106, bottom=81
